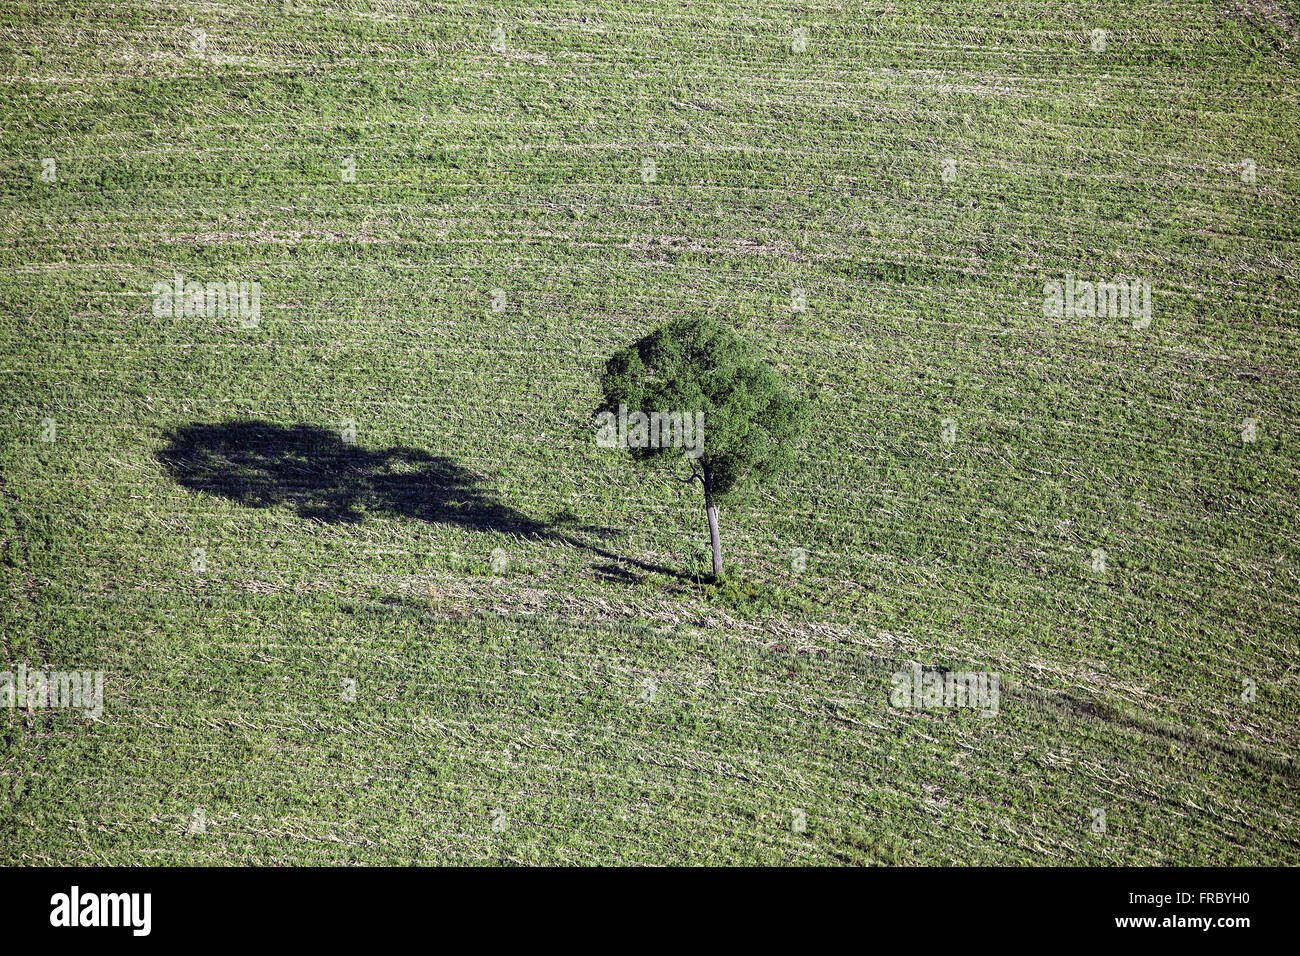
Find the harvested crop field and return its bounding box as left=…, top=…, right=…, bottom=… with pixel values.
left=1, top=1, right=1297, bottom=864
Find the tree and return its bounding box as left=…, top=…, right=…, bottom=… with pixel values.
left=595, top=316, right=808, bottom=578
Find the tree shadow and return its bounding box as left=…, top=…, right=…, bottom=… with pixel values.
left=158, top=421, right=549, bottom=534
left=157, top=421, right=688, bottom=581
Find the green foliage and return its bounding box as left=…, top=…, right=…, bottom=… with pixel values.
left=702, top=574, right=816, bottom=617
left=596, top=316, right=808, bottom=498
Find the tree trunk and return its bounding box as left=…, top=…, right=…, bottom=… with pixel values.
left=704, top=481, right=722, bottom=579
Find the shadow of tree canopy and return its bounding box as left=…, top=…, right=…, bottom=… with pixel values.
left=158, top=421, right=550, bottom=535
left=157, top=420, right=690, bottom=581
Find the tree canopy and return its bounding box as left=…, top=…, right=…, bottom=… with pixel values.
left=597, top=315, right=808, bottom=497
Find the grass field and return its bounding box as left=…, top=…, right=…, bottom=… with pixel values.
left=1, top=0, right=1298, bottom=864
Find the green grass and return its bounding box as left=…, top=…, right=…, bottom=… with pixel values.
left=1, top=0, right=1297, bottom=864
